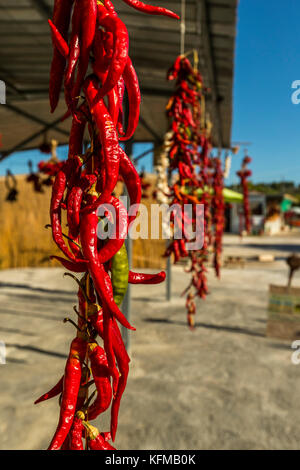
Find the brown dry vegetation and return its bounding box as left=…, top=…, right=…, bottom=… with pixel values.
left=0, top=173, right=166, bottom=270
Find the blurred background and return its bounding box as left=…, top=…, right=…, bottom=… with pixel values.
left=1, top=0, right=300, bottom=450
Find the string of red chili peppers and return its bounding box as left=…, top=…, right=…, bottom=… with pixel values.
left=35, top=0, right=178, bottom=451
left=163, top=55, right=224, bottom=329
left=211, top=156, right=225, bottom=279
left=236, top=155, right=252, bottom=235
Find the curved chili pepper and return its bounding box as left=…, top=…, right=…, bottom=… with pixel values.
left=117, top=77, right=125, bottom=135
left=49, top=0, right=74, bottom=113
left=95, top=5, right=129, bottom=100
left=50, top=256, right=88, bottom=273
left=83, top=76, right=120, bottom=213
left=119, top=147, right=142, bottom=226
left=50, top=157, right=87, bottom=262
left=87, top=344, right=112, bottom=420
left=128, top=270, right=166, bottom=284
left=107, top=87, right=120, bottom=127
left=48, top=20, right=69, bottom=59
left=64, top=32, right=80, bottom=113
left=97, top=196, right=128, bottom=264
left=67, top=174, right=97, bottom=237
left=110, top=356, right=129, bottom=441
left=119, top=57, right=141, bottom=141
left=71, top=0, right=98, bottom=112
left=80, top=207, right=135, bottom=331
left=65, top=19, right=80, bottom=86
left=34, top=375, right=64, bottom=405
left=48, top=336, right=87, bottom=450
left=120, top=0, right=179, bottom=19
left=92, top=29, right=110, bottom=83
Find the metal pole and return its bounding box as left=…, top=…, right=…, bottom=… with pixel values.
left=166, top=169, right=172, bottom=301
left=122, top=137, right=133, bottom=351
left=166, top=254, right=172, bottom=301
left=0, top=114, right=69, bottom=161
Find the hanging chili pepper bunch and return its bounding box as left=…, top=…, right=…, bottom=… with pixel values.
left=27, top=141, right=64, bottom=190
left=164, top=54, right=215, bottom=329
left=26, top=160, right=45, bottom=193
left=164, top=55, right=202, bottom=263
left=139, top=170, right=151, bottom=198
left=5, top=169, right=18, bottom=202
left=237, top=155, right=252, bottom=235
left=154, top=131, right=171, bottom=205
left=186, top=78, right=214, bottom=307
left=211, top=156, right=225, bottom=278
left=37, top=0, right=178, bottom=451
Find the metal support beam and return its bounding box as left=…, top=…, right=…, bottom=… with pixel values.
left=5, top=103, right=70, bottom=138
left=166, top=255, right=172, bottom=301
left=139, top=115, right=163, bottom=145
left=0, top=114, right=69, bottom=161
left=122, top=139, right=133, bottom=352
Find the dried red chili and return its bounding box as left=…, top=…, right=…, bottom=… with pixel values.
left=42, top=0, right=178, bottom=450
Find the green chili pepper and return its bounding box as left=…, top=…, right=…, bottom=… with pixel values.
left=111, top=243, right=129, bottom=306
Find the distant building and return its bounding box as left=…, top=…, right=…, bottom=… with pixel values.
left=225, top=192, right=299, bottom=235
left=226, top=192, right=266, bottom=234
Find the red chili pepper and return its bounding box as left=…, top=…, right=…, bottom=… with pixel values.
left=110, top=351, right=129, bottom=441
left=95, top=5, right=129, bottom=100
left=49, top=0, right=74, bottom=113
left=119, top=147, right=142, bottom=226
left=128, top=271, right=166, bottom=284
left=50, top=158, right=86, bottom=262
left=67, top=174, right=97, bottom=237
left=48, top=20, right=69, bottom=59
left=71, top=0, right=98, bottom=112
left=87, top=344, right=112, bottom=420
left=119, top=57, right=141, bottom=141
left=34, top=375, right=64, bottom=405
left=97, top=196, right=128, bottom=264
left=120, top=0, right=179, bottom=19
left=83, top=76, right=120, bottom=213
left=79, top=206, right=135, bottom=331
left=117, top=77, right=125, bottom=135
left=107, top=87, right=120, bottom=126
left=48, top=336, right=87, bottom=450
left=84, top=423, right=116, bottom=450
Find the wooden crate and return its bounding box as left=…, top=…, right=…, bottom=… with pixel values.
left=267, top=284, right=300, bottom=340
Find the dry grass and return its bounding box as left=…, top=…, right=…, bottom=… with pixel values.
left=0, top=174, right=166, bottom=270
left=0, top=175, right=60, bottom=269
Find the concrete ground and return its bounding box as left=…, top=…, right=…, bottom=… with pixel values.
left=1, top=233, right=300, bottom=450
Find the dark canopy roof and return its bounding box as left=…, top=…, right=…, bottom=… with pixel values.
left=0, top=0, right=238, bottom=158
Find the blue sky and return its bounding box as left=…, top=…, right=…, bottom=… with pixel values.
left=229, top=0, right=300, bottom=185
left=1, top=0, right=300, bottom=185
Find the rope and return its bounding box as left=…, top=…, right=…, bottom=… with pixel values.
left=180, top=0, right=186, bottom=55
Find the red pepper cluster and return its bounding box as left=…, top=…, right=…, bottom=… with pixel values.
left=164, top=55, right=202, bottom=261
left=37, top=0, right=177, bottom=451
left=237, top=155, right=252, bottom=235
left=164, top=55, right=225, bottom=329
left=211, top=157, right=225, bottom=278
left=26, top=159, right=60, bottom=193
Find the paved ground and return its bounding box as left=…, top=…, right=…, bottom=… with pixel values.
left=1, top=233, right=300, bottom=450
